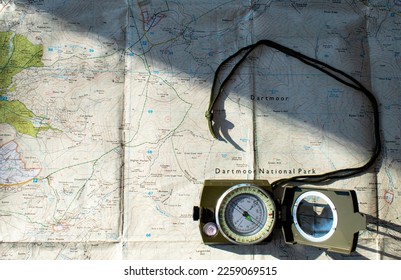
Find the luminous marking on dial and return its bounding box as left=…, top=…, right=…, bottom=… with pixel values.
left=215, top=184, right=276, bottom=244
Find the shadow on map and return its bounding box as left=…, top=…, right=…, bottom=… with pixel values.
left=11, top=0, right=127, bottom=49
left=10, top=0, right=399, bottom=260
left=11, top=0, right=379, bottom=157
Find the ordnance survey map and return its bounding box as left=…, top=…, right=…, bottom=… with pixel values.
left=0, top=0, right=400, bottom=260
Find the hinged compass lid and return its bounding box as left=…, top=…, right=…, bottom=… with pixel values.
left=281, top=186, right=366, bottom=254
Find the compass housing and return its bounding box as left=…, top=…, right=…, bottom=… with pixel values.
left=215, top=184, right=277, bottom=244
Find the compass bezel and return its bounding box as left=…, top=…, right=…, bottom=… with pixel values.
left=215, top=183, right=277, bottom=244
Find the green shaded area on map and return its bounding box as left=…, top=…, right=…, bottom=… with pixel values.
left=0, top=31, right=44, bottom=94
left=0, top=31, right=53, bottom=137
left=0, top=100, right=52, bottom=137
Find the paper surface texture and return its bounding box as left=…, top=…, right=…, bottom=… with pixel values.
left=0, top=0, right=400, bottom=259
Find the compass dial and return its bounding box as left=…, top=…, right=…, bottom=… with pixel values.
left=215, top=184, right=276, bottom=244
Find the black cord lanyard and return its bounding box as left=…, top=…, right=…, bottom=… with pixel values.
left=206, top=40, right=381, bottom=189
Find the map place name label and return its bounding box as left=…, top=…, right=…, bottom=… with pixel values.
left=215, top=167, right=316, bottom=175
left=250, top=95, right=289, bottom=101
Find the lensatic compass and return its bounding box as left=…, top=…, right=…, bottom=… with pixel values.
left=193, top=40, right=381, bottom=254
left=194, top=180, right=366, bottom=254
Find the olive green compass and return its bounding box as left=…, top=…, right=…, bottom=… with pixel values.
left=193, top=179, right=366, bottom=254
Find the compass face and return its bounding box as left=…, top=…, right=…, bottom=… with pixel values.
left=215, top=184, right=276, bottom=244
